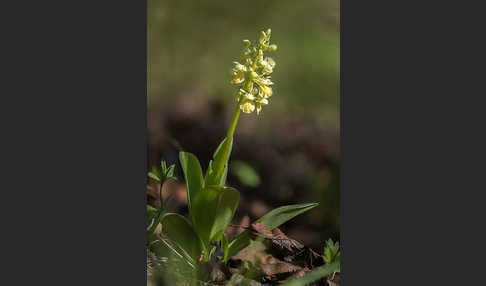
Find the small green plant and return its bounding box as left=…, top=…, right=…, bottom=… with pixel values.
left=147, top=29, right=326, bottom=283
left=146, top=160, right=176, bottom=234
left=323, top=238, right=341, bottom=279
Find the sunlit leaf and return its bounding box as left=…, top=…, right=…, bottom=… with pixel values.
left=192, top=186, right=240, bottom=247
left=210, top=187, right=240, bottom=241
left=179, top=151, right=204, bottom=222
left=205, top=137, right=233, bottom=187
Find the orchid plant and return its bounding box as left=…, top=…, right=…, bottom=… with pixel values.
left=147, top=29, right=323, bottom=281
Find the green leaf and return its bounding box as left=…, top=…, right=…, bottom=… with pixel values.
left=179, top=152, right=204, bottom=222
left=205, top=137, right=233, bottom=187
left=147, top=232, right=195, bottom=270
left=221, top=233, right=230, bottom=262
left=210, top=187, right=240, bottom=241
left=147, top=205, right=158, bottom=212
left=148, top=172, right=160, bottom=182
left=208, top=245, right=217, bottom=259
left=192, top=186, right=240, bottom=247
left=167, top=164, right=175, bottom=178
left=147, top=232, right=166, bottom=255
left=227, top=203, right=318, bottom=259
left=161, top=160, right=167, bottom=173
left=280, top=261, right=340, bottom=286
left=221, top=162, right=229, bottom=186
left=160, top=213, right=204, bottom=262
left=323, top=238, right=341, bottom=272
left=254, top=202, right=319, bottom=229
left=191, top=187, right=219, bottom=246
left=225, top=232, right=251, bottom=262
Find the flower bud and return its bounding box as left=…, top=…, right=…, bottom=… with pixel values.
left=268, top=44, right=278, bottom=51
left=242, top=39, right=251, bottom=47
left=259, top=30, right=269, bottom=45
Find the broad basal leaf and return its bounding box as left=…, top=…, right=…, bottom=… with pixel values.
left=192, top=186, right=240, bottom=247
left=160, top=213, right=204, bottom=263
left=210, top=187, right=240, bottom=241
left=179, top=151, right=204, bottom=222
left=191, top=187, right=219, bottom=246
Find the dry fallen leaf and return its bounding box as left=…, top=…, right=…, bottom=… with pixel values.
left=225, top=215, right=250, bottom=237
left=230, top=233, right=303, bottom=281
left=247, top=223, right=323, bottom=268
left=250, top=223, right=274, bottom=239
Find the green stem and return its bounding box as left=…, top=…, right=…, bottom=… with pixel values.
left=226, top=78, right=254, bottom=138
left=227, top=101, right=241, bottom=139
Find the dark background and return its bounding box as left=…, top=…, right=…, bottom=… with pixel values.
left=147, top=0, right=340, bottom=250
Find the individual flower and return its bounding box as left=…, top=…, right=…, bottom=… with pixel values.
left=230, top=62, right=247, bottom=84
left=255, top=97, right=269, bottom=114
left=258, top=84, right=273, bottom=98
left=254, top=76, right=274, bottom=87
left=261, top=57, right=275, bottom=74
left=240, top=99, right=255, bottom=113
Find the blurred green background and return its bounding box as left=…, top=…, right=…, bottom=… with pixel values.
left=147, top=0, right=340, bottom=249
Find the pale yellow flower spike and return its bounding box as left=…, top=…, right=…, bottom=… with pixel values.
left=229, top=29, right=277, bottom=114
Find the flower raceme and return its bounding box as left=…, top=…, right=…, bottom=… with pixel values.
left=229, top=29, right=277, bottom=114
